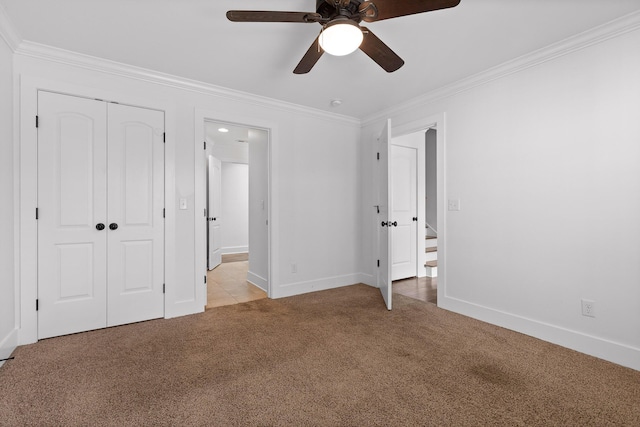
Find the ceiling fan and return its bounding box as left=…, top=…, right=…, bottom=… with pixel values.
left=227, top=0, right=461, bottom=74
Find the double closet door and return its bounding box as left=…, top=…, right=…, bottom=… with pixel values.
left=37, top=91, right=165, bottom=339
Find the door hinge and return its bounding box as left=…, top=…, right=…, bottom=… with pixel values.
left=36, top=299, right=39, bottom=311
left=377, top=152, right=380, bottom=160
left=35, top=115, right=39, bottom=128
left=204, top=141, right=206, bottom=150
left=163, top=132, right=166, bottom=143
left=377, top=259, right=380, bottom=268
left=204, top=275, right=207, bottom=284
left=163, top=283, right=165, bottom=294
left=35, top=207, right=39, bottom=220
left=163, top=208, right=165, bottom=218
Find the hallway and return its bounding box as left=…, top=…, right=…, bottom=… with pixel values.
left=206, top=255, right=267, bottom=308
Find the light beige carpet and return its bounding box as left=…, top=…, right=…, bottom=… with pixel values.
left=1, top=284, right=638, bottom=426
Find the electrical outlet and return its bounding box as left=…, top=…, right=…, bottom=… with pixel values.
left=447, top=199, right=461, bottom=211
left=291, top=263, right=297, bottom=274
left=581, top=299, right=596, bottom=318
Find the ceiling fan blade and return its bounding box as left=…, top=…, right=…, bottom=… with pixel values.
left=360, top=0, right=460, bottom=22
left=359, top=27, right=404, bottom=73
left=226, top=11, right=323, bottom=23
left=293, top=36, right=324, bottom=74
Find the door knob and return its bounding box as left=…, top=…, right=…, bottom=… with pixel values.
left=390, top=221, right=398, bottom=227
left=412, top=217, right=418, bottom=221
left=381, top=221, right=388, bottom=227
left=109, top=223, right=118, bottom=230
left=96, top=223, right=105, bottom=231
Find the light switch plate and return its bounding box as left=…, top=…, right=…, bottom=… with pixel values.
left=179, top=198, right=188, bottom=210
left=448, top=199, right=461, bottom=211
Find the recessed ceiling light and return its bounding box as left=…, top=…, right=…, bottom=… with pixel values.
left=218, top=127, right=229, bottom=133
left=330, top=99, right=342, bottom=107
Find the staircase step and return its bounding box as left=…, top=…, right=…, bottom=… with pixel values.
left=426, top=235, right=437, bottom=240
left=425, top=247, right=437, bottom=253
left=424, top=260, right=437, bottom=278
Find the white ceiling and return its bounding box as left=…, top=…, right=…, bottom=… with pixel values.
left=3, top=0, right=640, bottom=119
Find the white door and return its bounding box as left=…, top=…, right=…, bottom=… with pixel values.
left=377, top=120, right=392, bottom=310
left=106, top=103, right=165, bottom=327
left=391, top=145, right=417, bottom=281
left=37, top=91, right=165, bottom=338
left=208, top=155, right=222, bottom=269
left=37, top=92, right=108, bottom=339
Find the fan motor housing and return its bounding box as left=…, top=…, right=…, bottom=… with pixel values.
left=316, top=0, right=361, bottom=19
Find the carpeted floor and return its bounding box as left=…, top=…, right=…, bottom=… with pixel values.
left=1, top=284, right=638, bottom=426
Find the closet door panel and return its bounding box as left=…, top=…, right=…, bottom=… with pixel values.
left=37, top=92, right=108, bottom=339
left=107, top=104, right=165, bottom=327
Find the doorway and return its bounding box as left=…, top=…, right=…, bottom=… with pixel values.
left=201, top=119, right=270, bottom=308
left=389, top=127, right=438, bottom=305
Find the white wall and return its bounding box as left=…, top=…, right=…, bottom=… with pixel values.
left=0, top=31, right=16, bottom=364
left=13, top=43, right=361, bottom=342
left=221, top=162, right=248, bottom=254
left=248, top=129, right=268, bottom=290
left=209, top=137, right=249, bottom=164
left=361, top=28, right=640, bottom=370
left=425, top=129, right=437, bottom=231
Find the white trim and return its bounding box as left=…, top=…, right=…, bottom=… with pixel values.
left=15, top=41, right=359, bottom=126
left=439, top=295, right=640, bottom=371
left=358, top=273, right=375, bottom=288
left=17, top=76, right=179, bottom=343
left=247, top=271, right=267, bottom=293
left=195, top=109, right=275, bottom=301
left=0, top=328, right=18, bottom=368
left=221, top=246, right=248, bottom=255
left=273, top=273, right=362, bottom=299
left=0, top=3, right=21, bottom=52
left=362, top=10, right=640, bottom=126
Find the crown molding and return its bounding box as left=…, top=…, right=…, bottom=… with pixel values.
left=362, top=10, right=640, bottom=126
left=0, top=2, right=21, bottom=51
left=14, top=41, right=360, bottom=126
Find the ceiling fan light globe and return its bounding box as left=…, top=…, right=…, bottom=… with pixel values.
left=319, top=21, right=363, bottom=56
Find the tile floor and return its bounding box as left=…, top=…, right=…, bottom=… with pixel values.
left=206, top=259, right=267, bottom=309
left=392, top=276, right=437, bottom=305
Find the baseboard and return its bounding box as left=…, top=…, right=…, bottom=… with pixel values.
left=0, top=328, right=18, bottom=368
left=221, top=246, right=248, bottom=255
left=439, top=295, right=640, bottom=371
left=358, top=273, right=376, bottom=287
left=247, top=271, right=267, bottom=292
left=272, top=273, right=362, bottom=299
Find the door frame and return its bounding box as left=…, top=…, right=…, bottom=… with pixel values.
left=384, top=112, right=446, bottom=305
left=194, top=109, right=273, bottom=301
left=17, top=76, right=176, bottom=345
